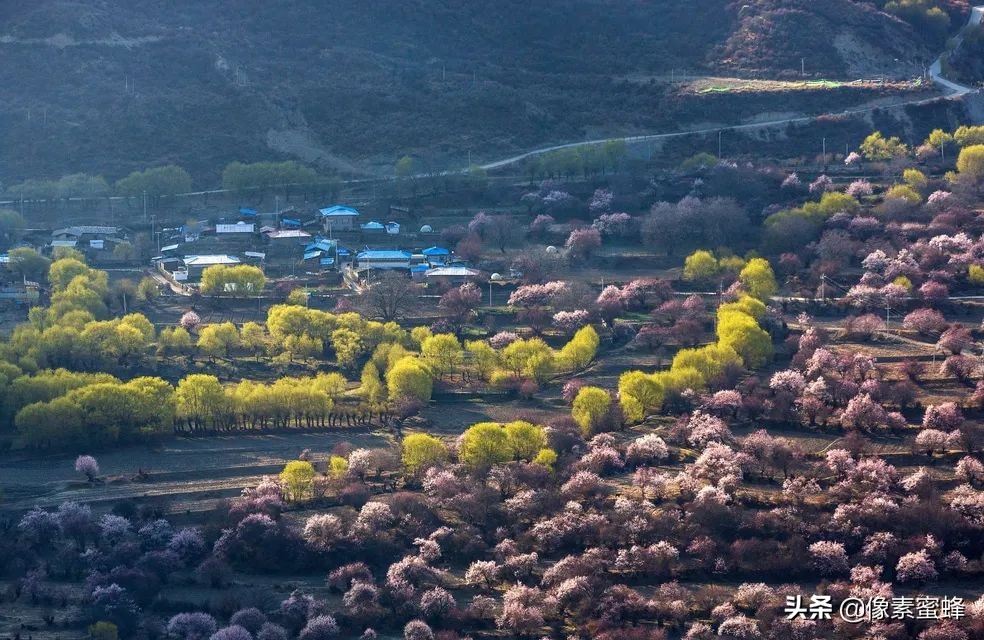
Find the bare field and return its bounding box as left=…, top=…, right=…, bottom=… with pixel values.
left=0, top=430, right=390, bottom=513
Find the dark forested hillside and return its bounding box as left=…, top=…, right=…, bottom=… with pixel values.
left=0, top=0, right=959, bottom=184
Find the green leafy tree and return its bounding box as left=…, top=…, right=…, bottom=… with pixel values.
left=421, top=333, right=463, bottom=379
left=859, top=132, right=908, bottom=161
left=459, top=422, right=513, bottom=470
left=558, top=325, right=599, bottom=371
left=280, top=460, right=316, bottom=501
left=197, top=322, right=239, bottom=360
left=957, top=144, right=984, bottom=183
left=618, top=371, right=664, bottom=423
left=683, top=250, right=720, bottom=282
left=738, top=258, right=777, bottom=301
left=402, top=433, right=448, bottom=475
left=174, top=374, right=226, bottom=430
left=571, top=386, right=611, bottom=435
left=200, top=265, right=266, bottom=297
left=387, top=357, right=433, bottom=402
left=504, top=420, right=547, bottom=461
left=7, top=247, right=50, bottom=281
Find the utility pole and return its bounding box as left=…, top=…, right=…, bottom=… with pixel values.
left=142, top=190, right=147, bottom=222
left=801, top=58, right=805, bottom=77
left=489, top=281, right=493, bottom=307
left=819, top=273, right=825, bottom=301
left=718, top=130, right=723, bottom=158
left=822, top=137, right=826, bottom=169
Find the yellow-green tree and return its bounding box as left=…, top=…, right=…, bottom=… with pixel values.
left=465, top=340, right=498, bottom=380
left=954, top=125, right=984, bottom=147
left=200, top=264, right=266, bottom=297
left=459, top=422, right=514, bottom=470
left=197, top=322, right=239, bottom=360
left=558, top=325, right=599, bottom=371
left=402, top=432, right=448, bottom=474
left=860, top=132, right=907, bottom=161
left=240, top=321, right=267, bottom=360
left=571, top=386, right=611, bottom=435
left=504, top=420, right=547, bottom=461
left=957, top=145, right=984, bottom=183
left=330, top=327, right=363, bottom=370
left=533, top=448, right=557, bottom=469
left=280, top=460, right=316, bottom=501
left=174, top=374, right=226, bottom=430
left=387, top=357, right=433, bottom=402
left=360, top=362, right=386, bottom=408
left=738, top=258, right=777, bottom=301
left=671, top=342, right=742, bottom=383
left=969, top=264, right=984, bottom=285
left=500, top=338, right=555, bottom=382
left=618, top=371, right=663, bottom=423
left=158, top=326, right=193, bottom=358
left=88, top=621, right=119, bottom=640
left=421, top=333, right=463, bottom=379
left=683, top=250, right=720, bottom=282
left=716, top=308, right=773, bottom=368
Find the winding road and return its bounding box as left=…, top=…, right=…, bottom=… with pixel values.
left=476, top=5, right=984, bottom=173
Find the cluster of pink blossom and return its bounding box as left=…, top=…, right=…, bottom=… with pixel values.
left=506, top=280, right=568, bottom=307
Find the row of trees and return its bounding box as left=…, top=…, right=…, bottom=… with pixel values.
left=6, top=157, right=336, bottom=206
left=618, top=260, right=777, bottom=423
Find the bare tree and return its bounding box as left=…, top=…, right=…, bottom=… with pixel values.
left=358, top=271, right=418, bottom=321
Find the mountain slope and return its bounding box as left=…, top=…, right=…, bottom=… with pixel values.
left=0, top=0, right=956, bottom=184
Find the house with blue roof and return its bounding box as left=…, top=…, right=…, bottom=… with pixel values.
left=421, top=246, right=451, bottom=266
left=302, top=238, right=339, bottom=270
left=356, top=249, right=412, bottom=272
left=319, top=205, right=361, bottom=232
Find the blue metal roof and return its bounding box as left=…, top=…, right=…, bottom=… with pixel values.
left=410, top=264, right=430, bottom=272
left=281, top=218, right=301, bottom=227
left=357, top=250, right=412, bottom=259
left=336, top=247, right=351, bottom=257
left=422, top=246, right=450, bottom=256
left=305, top=240, right=336, bottom=252
left=320, top=257, right=336, bottom=266
left=320, top=205, right=360, bottom=217
left=304, top=250, right=323, bottom=261
left=239, top=207, right=257, bottom=216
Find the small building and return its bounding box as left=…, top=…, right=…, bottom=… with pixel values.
left=182, top=254, right=241, bottom=280
left=356, top=249, right=412, bottom=272
left=265, top=229, right=312, bottom=242
left=385, top=221, right=400, bottom=235
left=52, top=225, right=123, bottom=242
left=320, top=205, right=360, bottom=233
left=239, top=207, right=258, bottom=217
left=360, top=221, right=385, bottom=232
left=243, top=251, right=266, bottom=265
left=216, top=221, right=255, bottom=235
left=424, top=265, right=481, bottom=286
left=421, top=246, right=451, bottom=266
